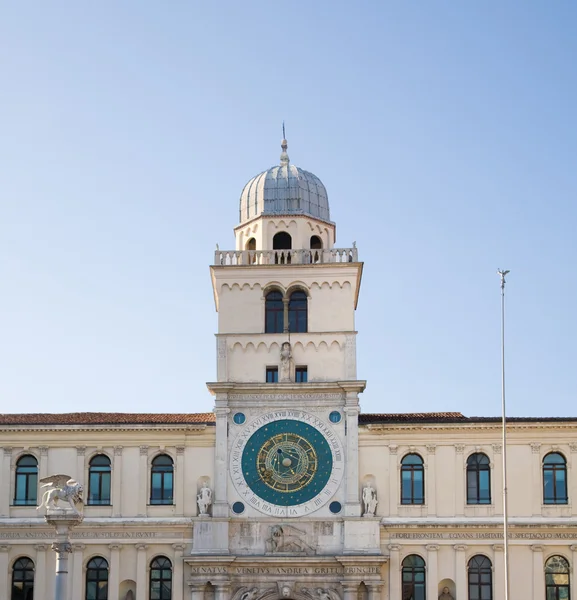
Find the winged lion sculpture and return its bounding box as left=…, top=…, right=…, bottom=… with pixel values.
left=36, top=474, right=84, bottom=515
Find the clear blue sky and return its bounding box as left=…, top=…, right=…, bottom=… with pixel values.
left=2, top=2, right=576, bottom=417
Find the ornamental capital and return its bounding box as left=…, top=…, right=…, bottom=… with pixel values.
left=38, top=446, right=49, bottom=456
left=426, top=544, right=439, bottom=551
left=388, top=445, right=398, bottom=455
left=176, top=446, right=185, bottom=456
left=492, top=444, right=502, bottom=454
left=454, top=444, right=466, bottom=454
left=426, top=445, right=436, bottom=454
left=114, top=446, right=123, bottom=456
left=139, top=446, right=149, bottom=456
left=72, top=544, right=86, bottom=552
left=531, top=545, right=544, bottom=552
left=454, top=544, right=468, bottom=551
left=531, top=443, right=541, bottom=454
left=76, top=446, right=86, bottom=456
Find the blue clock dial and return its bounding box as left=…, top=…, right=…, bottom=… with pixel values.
left=241, top=419, right=333, bottom=506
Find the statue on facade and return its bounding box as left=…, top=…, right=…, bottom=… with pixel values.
left=362, top=483, right=378, bottom=516
left=279, top=342, right=293, bottom=382
left=439, top=588, right=454, bottom=600
left=266, top=524, right=315, bottom=554
left=302, top=588, right=340, bottom=600
left=240, top=588, right=261, bottom=600
left=36, top=474, right=83, bottom=515
left=197, top=482, right=212, bottom=515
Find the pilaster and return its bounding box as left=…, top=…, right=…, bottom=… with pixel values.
left=454, top=445, right=465, bottom=516
left=454, top=545, right=468, bottom=600
left=213, top=404, right=230, bottom=518
left=492, top=444, right=503, bottom=515
left=71, top=544, right=85, bottom=600
left=172, top=544, right=186, bottom=600
left=0, top=545, right=11, bottom=600
left=341, top=582, right=359, bottom=600
left=388, top=545, right=401, bottom=600
left=531, top=443, right=542, bottom=516
left=35, top=544, right=48, bottom=600
left=492, top=545, right=504, bottom=600
left=344, top=394, right=361, bottom=516
left=136, top=544, right=148, bottom=600
left=532, top=545, right=545, bottom=600
left=109, top=544, right=122, bottom=600
left=388, top=446, right=398, bottom=516
left=215, top=581, right=232, bottom=600
left=189, top=583, right=207, bottom=600
left=39, top=446, right=49, bottom=480
left=138, top=446, right=148, bottom=516
left=426, top=545, right=439, bottom=600
left=366, top=583, right=383, bottom=600
left=113, top=447, right=123, bottom=517
left=426, top=446, right=437, bottom=516
left=176, top=446, right=185, bottom=516
left=0, top=448, right=12, bottom=515
left=76, top=446, right=86, bottom=487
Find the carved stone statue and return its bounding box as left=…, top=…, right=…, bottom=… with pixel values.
left=36, top=474, right=83, bottom=515
left=240, top=588, right=261, bottom=600
left=302, top=588, right=340, bottom=600
left=266, top=524, right=315, bottom=554
left=196, top=482, right=212, bottom=515
left=362, top=483, right=378, bottom=516
left=439, top=587, right=454, bottom=600
left=279, top=342, right=293, bottom=382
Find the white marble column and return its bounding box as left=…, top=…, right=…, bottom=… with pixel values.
left=35, top=544, right=48, bottom=597
left=71, top=543, right=85, bottom=600
left=426, top=446, right=437, bottom=516
left=341, top=582, right=359, bottom=600
left=531, top=443, right=542, bottom=516
left=138, top=446, right=148, bottom=517
left=344, top=395, right=361, bottom=516
left=532, top=545, right=545, bottom=600
left=189, top=583, right=206, bottom=600
left=175, top=447, right=185, bottom=517
left=0, top=448, right=12, bottom=516
left=426, top=545, right=439, bottom=600
left=388, top=545, right=401, bottom=600
left=389, top=447, right=399, bottom=516
left=492, top=545, right=504, bottom=600
left=492, top=444, right=503, bottom=515
left=136, top=544, right=148, bottom=600
left=0, top=545, right=11, bottom=600
left=454, top=545, right=468, bottom=600
left=215, top=581, right=232, bottom=600
left=113, top=447, right=123, bottom=517
left=213, top=404, right=230, bottom=518
left=172, top=544, right=186, bottom=600
left=454, top=446, right=465, bottom=516
left=109, top=544, right=122, bottom=600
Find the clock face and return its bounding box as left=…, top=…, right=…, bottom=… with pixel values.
left=230, top=410, right=344, bottom=517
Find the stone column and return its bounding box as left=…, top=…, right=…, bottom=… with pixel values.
left=426, top=545, right=439, bottom=600
left=215, top=581, right=232, bottom=600
left=454, top=446, right=465, bottom=516
left=135, top=544, right=148, bottom=600
left=389, top=446, right=399, bottom=516
left=0, top=545, right=11, bottom=600
left=426, top=446, right=437, bottom=516
left=492, top=545, right=504, bottom=600
left=76, top=447, right=86, bottom=486
left=367, top=583, right=383, bottom=600
left=388, top=545, right=401, bottom=600
left=532, top=545, right=545, bottom=600
left=454, top=545, right=468, bottom=600
left=341, top=582, right=359, bottom=600
left=34, top=544, right=48, bottom=597
left=492, top=444, right=503, bottom=515
left=175, top=447, right=185, bottom=517
left=112, top=447, right=123, bottom=517
left=0, top=448, right=12, bottom=516
left=138, top=446, right=148, bottom=517
left=71, top=544, right=85, bottom=600
left=109, top=544, right=122, bottom=600
left=172, top=544, right=186, bottom=600
left=46, top=514, right=83, bottom=600
left=344, top=397, right=361, bottom=516
left=213, top=405, right=230, bottom=517
left=189, top=583, right=207, bottom=600
left=531, top=443, right=542, bottom=516
left=39, top=446, right=49, bottom=480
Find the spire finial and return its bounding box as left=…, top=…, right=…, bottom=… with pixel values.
left=280, top=121, right=289, bottom=166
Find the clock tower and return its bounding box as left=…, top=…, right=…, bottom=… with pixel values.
left=189, top=138, right=383, bottom=592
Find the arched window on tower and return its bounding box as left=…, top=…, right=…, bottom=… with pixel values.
left=468, top=555, right=492, bottom=600
left=545, top=555, right=571, bottom=600
left=288, top=291, right=308, bottom=333
left=467, top=453, right=491, bottom=504
left=88, top=455, right=111, bottom=505
left=401, top=454, right=424, bottom=505
left=265, top=291, right=284, bottom=333
left=245, top=237, right=256, bottom=264
left=11, top=557, right=34, bottom=600
left=402, top=555, right=426, bottom=600
left=543, top=453, right=568, bottom=504
left=150, top=556, right=173, bottom=600
left=273, top=232, right=292, bottom=264
left=310, top=235, right=322, bottom=263
left=86, top=557, right=109, bottom=600
left=150, top=455, right=174, bottom=505
left=14, top=455, right=38, bottom=506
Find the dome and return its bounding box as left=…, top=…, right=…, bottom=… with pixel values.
left=239, top=140, right=330, bottom=224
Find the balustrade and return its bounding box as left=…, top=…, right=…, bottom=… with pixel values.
left=214, top=247, right=358, bottom=266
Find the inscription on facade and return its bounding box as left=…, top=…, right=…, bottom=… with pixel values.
left=0, top=531, right=183, bottom=540
left=392, top=532, right=577, bottom=540
left=189, top=566, right=380, bottom=575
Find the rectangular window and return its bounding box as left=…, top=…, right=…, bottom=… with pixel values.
left=266, top=367, right=278, bottom=383
left=295, top=367, right=308, bottom=383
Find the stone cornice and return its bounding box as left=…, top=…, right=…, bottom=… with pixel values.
left=207, top=381, right=366, bottom=396
left=362, top=422, right=577, bottom=433
left=0, top=424, right=210, bottom=433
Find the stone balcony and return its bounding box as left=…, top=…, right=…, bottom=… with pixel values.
left=214, top=247, right=358, bottom=266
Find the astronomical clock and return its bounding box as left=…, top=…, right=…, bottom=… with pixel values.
left=229, top=410, right=345, bottom=517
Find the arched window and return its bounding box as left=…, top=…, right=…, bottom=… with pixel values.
left=14, top=455, right=38, bottom=506
left=545, top=555, right=570, bottom=600
left=401, top=454, right=424, bottom=505
left=150, top=455, right=174, bottom=505
left=88, top=455, right=111, bottom=505
left=11, top=557, right=34, bottom=600
left=310, top=235, right=322, bottom=249
left=150, top=556, right=172, bottom=600
left=246, top=237, right=256, bottom=251
left=265, top=291, right=284, bottom=333
left=86, top=557, right=108, bottom=600
left=273, top=232, right=292, bottom=264
left=288, top=290, right=307, bottom=333
left=402, top=555, right=426, bottom=600
left=467, top=453, right=491, bottom=504
left=544, top=453, right=568, bottom=504
left=468, top=555, right=492, bottom=600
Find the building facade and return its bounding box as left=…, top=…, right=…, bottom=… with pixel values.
left=1, top=140, right=576, bottom=600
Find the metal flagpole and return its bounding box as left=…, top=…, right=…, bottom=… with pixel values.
left=497, top=269, right=511, bottom=600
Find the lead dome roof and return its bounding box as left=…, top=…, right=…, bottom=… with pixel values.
left=239, top=140, right=330, bottom=224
